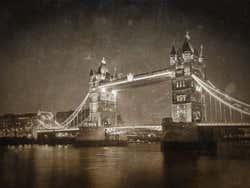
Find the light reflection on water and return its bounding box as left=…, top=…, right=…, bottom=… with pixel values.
left=0, top=144, right=250, bottom=188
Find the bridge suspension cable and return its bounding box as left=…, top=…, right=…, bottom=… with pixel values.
left=38, top=92, right=90, bottom=130
left=192, top=74, right=250, bottom=116
left=57, top=92, right=90, bottom=127
left=205, top=79, right=250, bottom=108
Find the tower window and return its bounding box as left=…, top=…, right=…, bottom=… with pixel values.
left=191, top=81, right=194, bottom=87
left=176, top=80, right=186, bottom=89
left=183, top=80, right=186, bottom=87
left=176, top=94, right=186, bottom=102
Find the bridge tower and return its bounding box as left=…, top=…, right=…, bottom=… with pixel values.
left=161, top=32, right=208, bottom=150
left=170, top=32, right=206, bottom=123
left=88, top=58, right=117, bottom=127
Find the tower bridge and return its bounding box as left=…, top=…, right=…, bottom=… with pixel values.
left=36, top=32, right=250, bottom=145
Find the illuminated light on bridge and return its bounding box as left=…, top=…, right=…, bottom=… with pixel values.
left=36, top=127, right=80, bottom=133
left=197, top=123, right=250, bottom=127
left=98, top=69, right=174, bottom=89
left=106, top=125, right=162, bottom=131
left=105, top=125, right=162, bottom=135
left=111, top=90, right=118, bottom=97
left=101, top=87, right=106, bottom=93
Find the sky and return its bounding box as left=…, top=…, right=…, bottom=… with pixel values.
left=0, top=0, right=250, bottom=123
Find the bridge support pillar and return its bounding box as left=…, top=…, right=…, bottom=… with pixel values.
left=161, top=121, right=199, bottom=151
left=77, top=127, right=106, bottom=141
left=75, top=127, right=127, bottom=146
left=161, top=119, right=217, bottom=151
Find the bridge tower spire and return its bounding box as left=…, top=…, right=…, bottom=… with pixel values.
left=170, top=32, right=206, bottom=123
left=199, top=44, right=204, bottom=63
left=169, top=44, right=177, bottom=66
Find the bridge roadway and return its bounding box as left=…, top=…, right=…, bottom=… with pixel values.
left=36, top=125, right=162, bottom=134
left=105, top=125, right=162, bottom=134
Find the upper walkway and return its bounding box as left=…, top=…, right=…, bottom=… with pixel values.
left=98, top=68, right=174, bottom=89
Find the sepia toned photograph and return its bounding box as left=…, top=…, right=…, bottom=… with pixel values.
left=1, top=0, right=250, bottom=187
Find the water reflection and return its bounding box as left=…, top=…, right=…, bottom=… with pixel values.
left=163, top=152, right=199, bottom=188
left=0, top=144, right=250, bottom=188
left=32, top=145, right=90, bottom=188
left=163, top=150, right=250, bottom=188
left=0, top=145, right=36, bottom=188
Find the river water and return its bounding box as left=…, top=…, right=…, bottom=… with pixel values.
left=0, top=143, right=250, bottom=188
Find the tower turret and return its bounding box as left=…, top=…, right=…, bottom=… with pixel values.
left=97, top=57, right=109, bottom=80
left=193, top=48, right=199, bottom=62
left=170, top=45, right=177, bottom=66
left=89, top=69, right=97, bottom=88
left=198, top=44, right=204, bottom=63
left=182, top=32, right=194, bottom=63
left=113, top=67, right=118, bottom=80
left=89, top=69, right=94, bottom=76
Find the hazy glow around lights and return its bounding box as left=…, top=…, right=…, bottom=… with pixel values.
left=112, top=90, right=117, bottom=96
left=101, top=88, right=106, bottom=93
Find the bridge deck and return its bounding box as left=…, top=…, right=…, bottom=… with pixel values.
left=36, top=123, right=250, bottom=134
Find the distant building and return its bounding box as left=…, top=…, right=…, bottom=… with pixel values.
left=0, top=113, right=38, bottom=138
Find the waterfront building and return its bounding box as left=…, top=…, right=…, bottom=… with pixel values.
left=0, top=113, right=38, bottom=138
